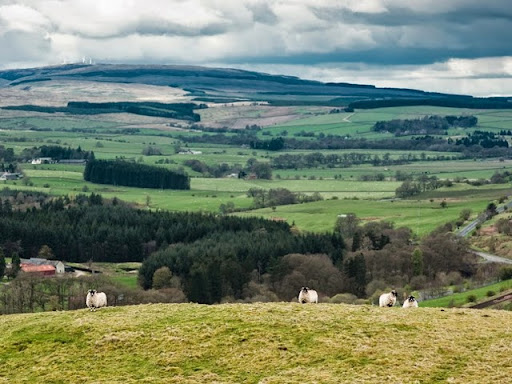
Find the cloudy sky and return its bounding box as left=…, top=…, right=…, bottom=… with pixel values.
left=1, top=0, right=511, bottom=96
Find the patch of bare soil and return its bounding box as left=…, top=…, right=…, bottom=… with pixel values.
left=0, top=80, right=191, bottom=107
left=199, top=105, right=330, bottom=129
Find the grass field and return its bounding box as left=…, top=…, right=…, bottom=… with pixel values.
left=3, top=105, right=512, bottom=236
left=6, top=165, right=509, bottom=234
left=0, top=303, right=511, bottom=383
left=422, top=280, right=512, bottom=308
left=236, top=195, right=491, bottom=235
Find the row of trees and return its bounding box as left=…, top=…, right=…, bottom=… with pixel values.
left=395, top=175, right=450, bottom=198
left=247, top=188, right=323, bottom=208
left=20, top=145, right=95, bottom=162
left=184, top=158, right=272, bottom=179
left=373, top=115, right=477, bottom=136
left=84, top=160, right=190, bottom=190
left=454, top=131, right=509, bottom=148
left=270, top=151, right=457, bottom=170
left=181, top=130, right=512, bottom=157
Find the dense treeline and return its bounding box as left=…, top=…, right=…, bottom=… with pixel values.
left=0, top=190, right=487, bottom=307
left=249, top=137, right=285, bottom=151
left=454, top=131, right=509, bottom=148
left=138, top=230, right=344, bottom=303
left=348, top=97, right=512, bottom=110
left=84, top=159, right=190, bottom=190
left=373, top=115, right=477, bottom=136
left=2, top=101, right=204, bottom=121
left=0, top=194, right=296, bottom=264
left=0, top=145, right=15, bottom=162
left=20, top=145, right=95, bottom=161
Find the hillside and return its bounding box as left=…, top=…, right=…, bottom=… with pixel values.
left=0, top=63, right=472, bottom=106
left=1, top=303, right=511, bottom=383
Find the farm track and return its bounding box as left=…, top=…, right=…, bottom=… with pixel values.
left=469, top=290, right=512, bottom=309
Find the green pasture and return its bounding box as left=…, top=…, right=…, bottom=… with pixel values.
left=8, top=165, right=510, bottom=234
left=421, top=280, right=512, bottom=308
left=264, top=106, right=512, bottom=139
left=236, top=195, right=491, bottom=235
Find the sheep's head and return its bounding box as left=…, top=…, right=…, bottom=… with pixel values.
left=391, top=290, right=397, bottom=297
left=301, top=287, right=309, bottom=293
left=88, top=289, right=96, bottom=296
left=408, top=296, right=415, bottom=302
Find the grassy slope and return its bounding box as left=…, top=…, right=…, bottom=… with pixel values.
left=0, top=303, right=511, bottom=383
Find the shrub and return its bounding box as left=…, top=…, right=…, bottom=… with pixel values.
left=499, top=267, right=512, bottom=281
left=466, top=294, right=477, bottom=303
left=329, top=293, right=358, bottom=304
left=486, top=290, right=496, bottom=297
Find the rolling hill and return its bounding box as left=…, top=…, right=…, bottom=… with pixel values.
left=0, top=302, right=510, bottom=383
left=0, top=63, right=496, bottom=107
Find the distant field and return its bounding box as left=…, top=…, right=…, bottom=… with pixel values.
left=422, top=280, right=512, bottom=308
left=9, top=165, right=508, bottom=234
left=267, top=106, right=512, bottom=138
left=3, top=105, right=512, bottom=236
left=236, top=194, right=491, bottom=235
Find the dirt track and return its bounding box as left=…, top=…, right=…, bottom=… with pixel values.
left=470, top=291, right=512, bottom=309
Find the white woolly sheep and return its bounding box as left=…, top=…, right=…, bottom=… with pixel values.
left=86, top=289, right=107, bottom=311
left=402, top=295, right=419, bottom=308
left=298, top=287, right=318, bottom=304
left=379, top=289, right=398, bottom=307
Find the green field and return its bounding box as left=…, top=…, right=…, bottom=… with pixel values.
left=236, top=194, right=491, bottom=235
left=2, top=105, right=512, bottom=235
left=4, top=163, right=508, bottom=234
left=0, top=303, right=511, bottom=383
left=422, top=280, right=512, bottom=308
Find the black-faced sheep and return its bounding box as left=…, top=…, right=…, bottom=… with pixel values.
left=379, top=289, right=398, bottom=307
left=298, top=287, right=318, bottom=304
left=402, top=295, right=419, bottom=308
left=86, top=289, right=107, bottom=311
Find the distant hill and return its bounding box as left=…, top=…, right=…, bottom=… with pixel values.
left=2, top=63, right=510, bottom=108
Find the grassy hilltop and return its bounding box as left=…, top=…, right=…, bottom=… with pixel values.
left=1, top=303, right=511, bottom=383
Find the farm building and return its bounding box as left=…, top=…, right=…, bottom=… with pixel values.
left=20, top=264, right=56, bottom=276
left=31, top=157, right=54, bottom=165
left=21, top=258, right=66, bottom=274
left=0, top=172, right=22, bottom=180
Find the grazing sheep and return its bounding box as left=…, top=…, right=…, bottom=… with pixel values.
left=379, top=289, right=398, bottom=307
left=86, top=289, right=107, bottom=311
left=402, top=295, right=419, bottom=308
left=298, top=287, right=318, bottom=304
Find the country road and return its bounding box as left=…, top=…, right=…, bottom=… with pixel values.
left=457, top=201, right=512, bottom=264
left=471, top=250, right=512, bottom=265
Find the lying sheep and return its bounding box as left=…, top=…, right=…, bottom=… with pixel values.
left=298, top=287, right=318, bottom=304
left=402, top=295, right=419, bottom=308
left=379, top=289, right=398, bottom=307
left=86, top=289, right=107, bottom=311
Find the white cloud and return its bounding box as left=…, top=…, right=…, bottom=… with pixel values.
left=228, top=57, right=512, bottom=96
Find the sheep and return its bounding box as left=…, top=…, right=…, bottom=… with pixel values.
left=379, top=289, right=398, bottom=307
left=298, top=287, right=318, bottom=304
left=86, top=289, right=107, bottom=311
left=402, top=295, right=419, bottom=308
